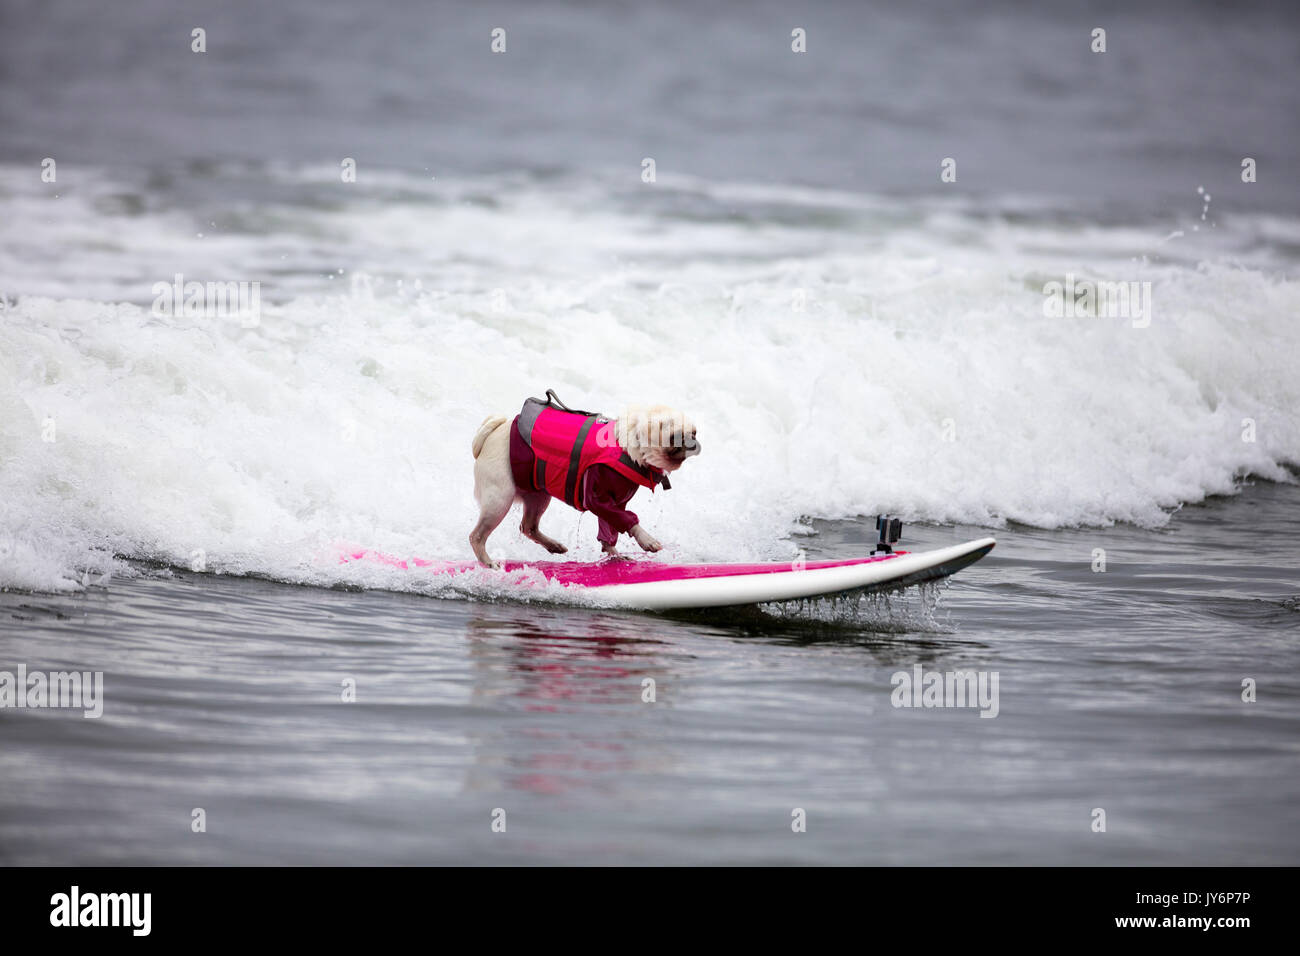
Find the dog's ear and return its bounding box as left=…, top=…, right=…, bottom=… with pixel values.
left=619, top=405, right=650, bottom=450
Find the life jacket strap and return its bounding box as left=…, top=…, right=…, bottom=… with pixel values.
left=527, top=388, right=598, bottom=418
left=617, top=452, right=670, bottom=490
left=565, top=415, right=598, bottom=507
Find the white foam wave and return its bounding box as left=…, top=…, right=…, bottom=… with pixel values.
left=2, top=166, right=1297, bottom=592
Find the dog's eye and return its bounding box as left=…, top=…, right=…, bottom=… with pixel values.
left=660, top=427, right=697, bottom=452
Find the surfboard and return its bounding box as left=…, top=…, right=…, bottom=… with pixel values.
left=339, top=537, right=995, bottom=611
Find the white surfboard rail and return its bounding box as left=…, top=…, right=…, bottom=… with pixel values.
left=593, top=537, right=996, bottom=610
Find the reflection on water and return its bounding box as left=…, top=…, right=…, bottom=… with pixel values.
left=458, top=610, right=676, bottom=799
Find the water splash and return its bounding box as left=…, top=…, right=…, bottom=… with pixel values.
left=753, top=581, right=951, bottom=633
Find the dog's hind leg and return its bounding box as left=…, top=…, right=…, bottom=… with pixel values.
left=519, top=492, right=568, bottom=555
left=470, top=420, right=517, bottom=568
left=470, top=489, right=514, bottom=568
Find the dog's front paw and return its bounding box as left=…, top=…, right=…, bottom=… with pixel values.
left=546, top=541, right=568, bottom=555
left=631, top=526, right=662, bottom=553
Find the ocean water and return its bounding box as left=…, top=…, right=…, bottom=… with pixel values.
left=1, top=0, right=1299, bottom=864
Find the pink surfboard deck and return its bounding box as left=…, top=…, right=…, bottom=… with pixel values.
left=338, top=537, right=996, bottom=611
left=341, top=550, right=905, bottom=586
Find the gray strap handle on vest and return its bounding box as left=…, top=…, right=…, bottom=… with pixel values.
left=528, top=388, right=600, bottom=419
left=520, top=388, right=602, bottom=446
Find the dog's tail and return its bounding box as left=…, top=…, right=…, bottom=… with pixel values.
left=471, top=415, right=508, bottom=459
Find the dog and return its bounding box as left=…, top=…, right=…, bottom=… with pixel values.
left=470, top=396, right=700, bottom=568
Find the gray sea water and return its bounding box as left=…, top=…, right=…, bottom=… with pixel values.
left=3, top=483, right=1298, bottom=865
left=1, top=0, right=1299, bottom=865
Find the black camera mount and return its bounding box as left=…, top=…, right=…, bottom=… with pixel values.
left=873, top=514, right=903, bottom=554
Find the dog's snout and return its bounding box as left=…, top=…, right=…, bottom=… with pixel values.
left=673, top=434, right=700, bottom=458
left=665, top=429, right=699, bottom=457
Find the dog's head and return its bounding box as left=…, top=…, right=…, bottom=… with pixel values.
left=616, top=404, right=701, bottom=473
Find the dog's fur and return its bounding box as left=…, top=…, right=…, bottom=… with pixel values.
left=470, top=404, right=699, bottom=567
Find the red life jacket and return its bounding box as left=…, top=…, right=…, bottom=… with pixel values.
left=516, top=398, right=668, bottom=510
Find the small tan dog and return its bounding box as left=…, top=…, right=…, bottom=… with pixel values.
left=470, top=394, right=700, bottom=568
